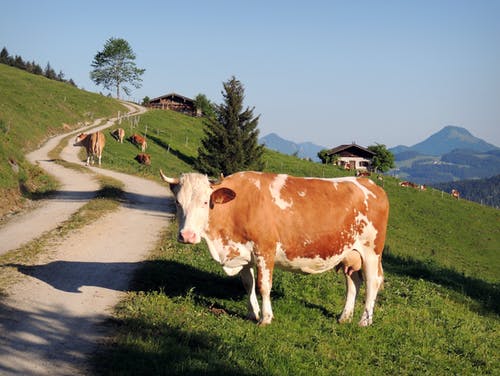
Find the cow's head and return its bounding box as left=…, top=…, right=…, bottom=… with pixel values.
left=74, top=133, right=87, bottom=146
left=160, top=170, right=236, bottom=244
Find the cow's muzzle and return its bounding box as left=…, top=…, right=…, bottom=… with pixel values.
left=179, top=229, right=199, bottom=244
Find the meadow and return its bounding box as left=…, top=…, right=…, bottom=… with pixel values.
left=92, top=109, right=499, bottom=375
left=0, top=64, right=124, bottom=214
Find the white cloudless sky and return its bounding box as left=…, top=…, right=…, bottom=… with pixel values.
left=1, top=0, right=499, bottom=148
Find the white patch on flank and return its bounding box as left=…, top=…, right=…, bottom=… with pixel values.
left=205, top=237, right=254, bottom=276
left=274, top=242, right=347, bottom=274
left=269, top=174, right=293, bottom=210
left=331, top=177, right=376, bottom=206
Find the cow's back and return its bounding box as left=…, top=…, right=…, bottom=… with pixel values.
left=208, top=172, right=388, bottom=262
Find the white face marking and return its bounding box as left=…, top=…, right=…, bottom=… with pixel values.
left=174, top=173, right=213, bottom=243
left=269, top=174, right=293, bottom=210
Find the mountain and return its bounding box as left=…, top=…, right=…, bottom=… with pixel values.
left=259, top=133, right=325, bottom=161
left=389, top=126, right=500, bottom=184
left=391, top=125, right=498, bottom=156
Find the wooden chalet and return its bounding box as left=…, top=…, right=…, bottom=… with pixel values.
left=326, top=143, right=375, bottom=171
left=147, top=93, right=200, bottom=116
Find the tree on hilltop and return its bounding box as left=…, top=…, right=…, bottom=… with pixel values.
left=195, top=76, right=264, bottom=176
left=368, top=143, right=395, bottom=172
left=90, top=37, right=145, bottom=99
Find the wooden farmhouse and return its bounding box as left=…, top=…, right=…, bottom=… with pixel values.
left=147, top=93, right=200, bottom=116
left=326, top=143, right=375, bottom=171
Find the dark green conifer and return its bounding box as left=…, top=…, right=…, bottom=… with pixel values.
left=196, top=76, right=264, bottom=176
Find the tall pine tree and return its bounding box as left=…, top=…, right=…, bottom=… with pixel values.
left=196, top=76, right=264, bottom=176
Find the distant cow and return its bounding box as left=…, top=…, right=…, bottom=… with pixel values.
left=111, top=128, right=125, bottom=143
left=451, top=189, right=460, bottom=199
left=74, top=131, right=106, bottom=166
left=355, top=171, right=371, bottom=177
left=161, top=171, right=389, bottom=327
left=130, top=133, right=147, bottom=152
left=135, top=153, right=151, bottom=165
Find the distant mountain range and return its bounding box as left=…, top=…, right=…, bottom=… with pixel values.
left=389, top=126, right=500, bottom=184
left=390, top=126, right=498, bottom=156
left=260, top=125, right=500, bottom=185
left=259, top=133, right=325, bottom=162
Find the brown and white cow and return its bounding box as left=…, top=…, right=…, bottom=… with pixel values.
left=451, top=189, right=460, bottom=199
left=74, top=131, right=106, bottom=166
left=130, top=133, right=147, bottom=152
left=161, top=171, right=389, bottom=327
left=111, top=128, right=125, bottom=143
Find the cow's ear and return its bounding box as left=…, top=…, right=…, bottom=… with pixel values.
left=210, top=188, right=236, bottom=208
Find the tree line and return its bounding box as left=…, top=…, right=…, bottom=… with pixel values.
left=0, top=47, right=76, bottom=86
left=432, top=175, right=500, bottom=208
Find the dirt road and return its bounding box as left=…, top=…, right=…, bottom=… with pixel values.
left=0, top=103, right=173, bottom=375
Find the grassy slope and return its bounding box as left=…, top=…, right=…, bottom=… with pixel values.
left=0, top=64, right=125, bottom=213
left=94, top=109, right=499, bottom=375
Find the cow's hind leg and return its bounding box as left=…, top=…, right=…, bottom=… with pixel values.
left=339, top=270, right=362, bottom=323
left=359, top=253, right=383, bottom=326
left=240, top=265, right=260, bottom=322
left=256, top=256, right=274, bottom=326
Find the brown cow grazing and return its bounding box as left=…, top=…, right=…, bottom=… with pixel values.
left=74, top=131, right=106, bottom=166
left=135, top=153, right=151, bottom=165
left=111, top=128, right=125, bottom=143
left=451, top=189, right=460, bottom=199
left=130, top=133, right=147, bottom=152
left=161, top=171, right=389, bottom=327
left=355, top=170, right=371, bottom=177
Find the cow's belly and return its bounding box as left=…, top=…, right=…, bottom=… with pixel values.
left=274, top=242, right=347, bottom=274
left=205, top=238, right=254, bottom=276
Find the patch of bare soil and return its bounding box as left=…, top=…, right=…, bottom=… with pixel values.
left=0, top=103, right=174, bottom=375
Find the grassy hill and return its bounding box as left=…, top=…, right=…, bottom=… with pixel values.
left=95, top=109, right=499, bottom=374
left=0, top=63, right=125, bottom=215
left=1, top=68, right=498, bottom=374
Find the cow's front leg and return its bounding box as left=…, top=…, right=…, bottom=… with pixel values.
left=240, top=264, right=260, bottom=322
left=256, top=255, right=274, bottom=326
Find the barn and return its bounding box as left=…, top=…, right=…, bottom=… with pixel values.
left=147, top=93, right=200, bottom=116
left=326, top=143, right=375, bottom=171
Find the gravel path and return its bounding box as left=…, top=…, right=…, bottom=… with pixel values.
left=0, top=103, right=173, bottom=375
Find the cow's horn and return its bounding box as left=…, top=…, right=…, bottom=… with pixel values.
left=159, top=169, right=179, bottom=184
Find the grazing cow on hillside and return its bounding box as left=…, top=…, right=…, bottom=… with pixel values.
left=130, top=133, right=147, bottom=152
left=451, top=189, right=460, bottom=199
left=74, top=131, right=106, bottom=166
left=161, top=171, right=389, bottom=326
left=111, top=128, right=125, bottom=143
left=355, top=171, right=371, bottom=177
left=135, top=153, right=151, bottom=165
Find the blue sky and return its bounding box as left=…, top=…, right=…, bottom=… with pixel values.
left=2, top=0, right=499, bottom=148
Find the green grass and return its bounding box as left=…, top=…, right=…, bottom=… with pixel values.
left=92, top=108, right=499, bottom=375
left=0, top=64, right=125, bottom=213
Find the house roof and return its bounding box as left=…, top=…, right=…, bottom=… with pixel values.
left=149, top=92, right=194, bottom=104
left=326, top=143, right=375, bottom=157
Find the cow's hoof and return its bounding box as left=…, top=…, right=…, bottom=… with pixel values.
left=358, top=317, right=373, bottom=327
left=338, top=315, right=353, bottom=324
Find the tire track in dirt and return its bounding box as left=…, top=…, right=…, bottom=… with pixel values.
left=0, top=103, right=174, bottom=375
